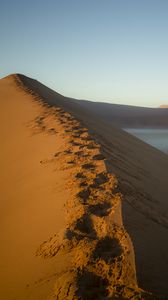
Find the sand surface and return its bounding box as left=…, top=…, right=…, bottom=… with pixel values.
left=0, top=75, right=142, bottom=299
left=1, top=74, right=168, bottom=299
left=0, top=76, right=71, bottom=299
left=17, top=74, right=168, bottom=298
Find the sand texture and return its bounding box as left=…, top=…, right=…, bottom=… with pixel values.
left=0, top=76, right=72, bottom=299
left=0, top=74, right=168, bottom=299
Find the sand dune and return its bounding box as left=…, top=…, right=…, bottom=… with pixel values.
left=77, top=100, right=168, bottom=128
left=1, top=74, right=168, bottom=299
left=160, top=105, right=168, bottom=108
left=0, top=76, right=71, bottom=299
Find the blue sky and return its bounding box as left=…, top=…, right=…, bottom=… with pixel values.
left=1, top=0, right=168, bottom=107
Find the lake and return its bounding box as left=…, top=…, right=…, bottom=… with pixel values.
left=124, top=128, right=168, bottom=154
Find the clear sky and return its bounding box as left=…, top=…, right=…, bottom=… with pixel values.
left=1, top=0, right=168, bottom=107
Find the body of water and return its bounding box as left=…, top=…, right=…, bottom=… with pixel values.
left=124, top=128, right=168, bottom=154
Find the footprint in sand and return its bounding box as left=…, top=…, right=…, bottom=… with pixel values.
left=76, top=270, right=108, bottom=300
left=88, top=202, right=112, bottom=217
left=92, top=236, right=122, bottom=263
left=75, top=172, right=87, bottom=179
left=69, top=140, right=82, bottom=147
left=86, top=143, right=99, bottom=150
left=77, top=188, right=91, bottom=204
left=82, top=163, right=96, bottom=170
left=92, top=153, right=105, bottom=161
left=74, top=214, right=95, bottom=235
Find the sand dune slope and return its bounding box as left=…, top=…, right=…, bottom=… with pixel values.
left=1, top=74, right=168, bottom=299
left=0, top=74, right=149, bottom=300
left=0, top=75, right=146, bottom=300
left=77, top=100, right=168, bottom=128
left=17, top=74, right=168, bottom=298
left=0, top=76, right=72, bottom=299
